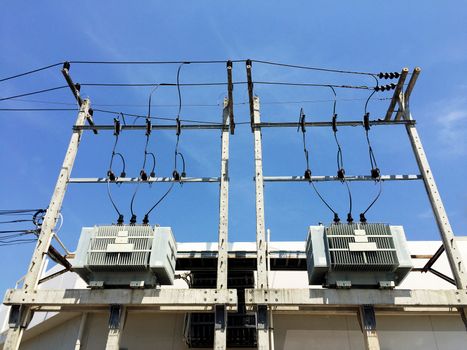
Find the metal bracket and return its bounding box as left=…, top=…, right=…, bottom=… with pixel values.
left=108, top=304, right=123, bottom=330
left=215, top=304, right=226, bottom=330
left=8, top=305, right=33, bottom=329
left=256, top=304, right=268, bottom=330
left=358, top=305, right=376, bottom=332
left=358, top=305, right=380, bottom=350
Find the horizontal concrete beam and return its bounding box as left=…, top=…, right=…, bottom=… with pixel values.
left=4, top=288, right=237, bottom=312
left=245, top=288, right=467, bottom=308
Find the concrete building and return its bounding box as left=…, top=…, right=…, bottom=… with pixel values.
left=1, top=239, right=467, bottom=350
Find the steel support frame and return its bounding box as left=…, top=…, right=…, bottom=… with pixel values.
left=213, top=99, right=230, bottom=349
left=3, top=99, right=91, bottom=350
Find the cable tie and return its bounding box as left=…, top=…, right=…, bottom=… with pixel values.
left=304, top=169, right=312, bottom=181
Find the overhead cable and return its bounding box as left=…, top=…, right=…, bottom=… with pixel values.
left=0, top=62, right=64, bottom=83
left=298, top=108, right=340, bottom=223
left=329, top=87, right=353, bottom=223
left=0, top=86, right=68, bottom=102
left=107, top=116, right=126, bottom=224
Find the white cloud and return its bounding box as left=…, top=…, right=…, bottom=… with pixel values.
left=434, top=98, right=467, bottom=156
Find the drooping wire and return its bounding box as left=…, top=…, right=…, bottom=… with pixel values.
left=106, top=116, right=126, bottom=224
left=142, top=65, right=189, bottom=225
left=130, top=84, right=161, bottom=224
left=360, top=102, right=383, bottom=223
left=329, top=86, right=353, bottom=223
left=298, top=109, right=340, bottom=223
left=143, top=182, right=176, bottom=224
left=173, top=63, right=188, bottom=181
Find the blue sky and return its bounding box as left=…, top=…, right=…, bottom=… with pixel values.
left=0, top=1, right=466, bottom=294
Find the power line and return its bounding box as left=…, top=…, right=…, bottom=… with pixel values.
left=6, top=96, right=392, bottom=108
left=80, top=82, right=244, bottom=87
left=0, top=86, right=68, bottom=102
left=0, top=108, right=76, bottom=111
left=251, top=59, right=378, bottom=76
left=254, top=81, right=372, bottom=90
left=0, top=62, right=64, bottom=83
left=69, top=60, right=244, bottom=65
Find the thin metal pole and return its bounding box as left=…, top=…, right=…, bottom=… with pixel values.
left=3, top=100, right=91, bottom=350
left=214, top=99, right=230, bottom=350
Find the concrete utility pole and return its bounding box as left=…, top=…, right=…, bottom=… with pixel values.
left=214, top=98, right=230, bottom=350
left=3, top=99, right=91, bottom=350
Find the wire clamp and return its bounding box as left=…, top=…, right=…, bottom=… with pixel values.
left=145, top=118, right=152, bottom=136
left=371, top=167, right=380, bottom=180
left=363, top=112, right=370, bottom=131
left=297, top=108, right=306, bottom=133
left=176, top=118, right=181, bottom=136
left=107, top=170, right=116, bottom=182
left=332, top=114, right=338, bottom=133
left=337, top=168, right=345, bottom=180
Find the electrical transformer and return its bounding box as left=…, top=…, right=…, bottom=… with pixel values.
left=73, top=225, right=176, bottom=288
left=306, top=223, right=412, bottom=288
